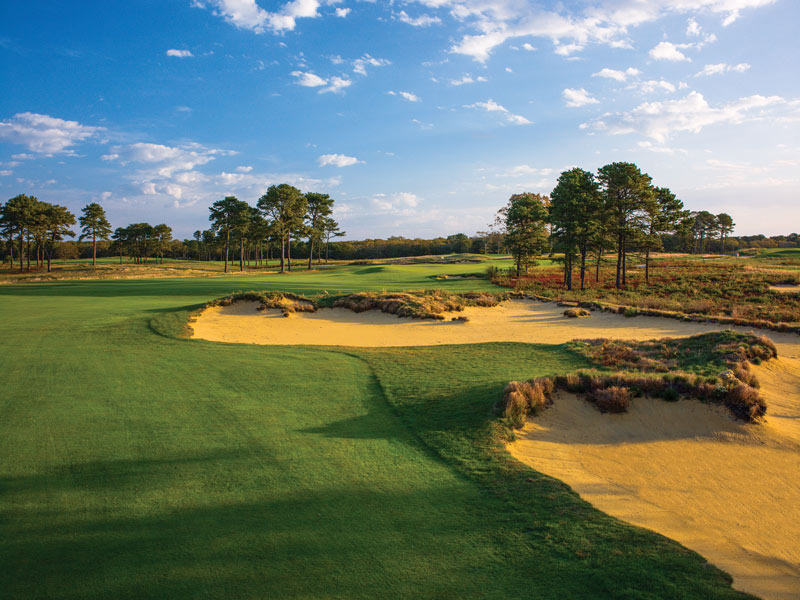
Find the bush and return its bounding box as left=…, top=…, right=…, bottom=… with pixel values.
left=588, top=386, right=630, bottom=413
left=563, top=307, right=591, bottom=318
left=501, top=377, right=555, bottom=428
left=726, top=384, right=767, bottom=421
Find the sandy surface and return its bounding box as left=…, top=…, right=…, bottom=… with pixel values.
left=769, top=284, right=800, bottom=294
left=191, top=299, right=800, bottom=598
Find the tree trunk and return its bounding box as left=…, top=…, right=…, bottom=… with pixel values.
left=26, top=234, right=31, bottom=272
left=46, top=236, right=52, bottom=272
left=645, top=248, right=650, bottom=284
left=18, top=234, right=24, bottom=272
left=622, top=247, right=627, bottom=286
left=615, top=232, right=623, bottom=289
left=92, top=232, right=97, bottom=266
left=307, top=235, right=314, bottom=270
left=287, top=234, right=292, bottom=271
left=595, top=250, right=602, bottom=283
left=239, top=237, right=244, bottom=272
left=280, top=236, right=285, bottom=273
left=223, top=229, right=229, bottom=273
left=580, top=246, right=587, bottom=291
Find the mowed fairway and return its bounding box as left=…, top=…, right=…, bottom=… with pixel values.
left=0, top=263, right=754, bottom=599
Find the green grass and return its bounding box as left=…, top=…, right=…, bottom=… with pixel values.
left=0, top=265, right=754, bottom=599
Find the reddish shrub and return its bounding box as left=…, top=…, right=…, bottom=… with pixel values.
left=588, top=386, right=630, bottom=413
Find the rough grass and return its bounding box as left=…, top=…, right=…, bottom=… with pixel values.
left=502, top=331, right=775, bottom=424
left=204, top=288, right=508, bottom=320
left=563, top=307, right=591, bottom=318
left=492, top=258, right=800, bottom=329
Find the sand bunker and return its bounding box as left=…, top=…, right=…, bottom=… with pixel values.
left=191, top=299, right=800, bottom=598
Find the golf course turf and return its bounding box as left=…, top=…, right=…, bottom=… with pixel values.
left=0, top=262, right=756, bottom=599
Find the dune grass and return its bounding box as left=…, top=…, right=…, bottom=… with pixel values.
left=0, top=264, right=755, bottom=599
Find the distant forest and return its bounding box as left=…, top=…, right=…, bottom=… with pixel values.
left=2, top=166, right=798, bottom=273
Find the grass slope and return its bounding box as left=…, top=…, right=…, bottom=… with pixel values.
left=0, top=266, right=753, bottom=599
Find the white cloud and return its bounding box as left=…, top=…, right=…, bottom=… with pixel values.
left=291, top=70, right=327, bottom=87
left=291, top=70, right=351, bottom=93
left=649, top=41, right=691, bottom=62
left=522, top=43, right=536, bottom=51
left=195, top=0, right=337, bottom=33
left=413, top=0, right=774, bottom=62
left=500, top=165, right=553, bottom=177
left=592, top=67, right=640, bottom=82
left=465, top=99, right=531, bottom=125
left=321, top=76, right=351, bottom=94
left=104, top=142, right=234, bottom=177
left=686, top=17, right=702, bottom=36
left=411, top=118, right=434, bottom=130
left=335, top=7, right=350, bottom=17
left=235, top=165, right=253, bottom=172
left=633, top=79, right=676, bottom=93
left=0, top=170, right=12, bottom=176
left=588, top=91, right=786, bottom=142
left=695, top=62, right=751, bottom=76
left=449, top=74, right=488, bottom=86
left=396, top=10, right=441, bottom=27
left=352, top=54, right=391, bottom=76
left=562, top=88, right=599, bottom=107
left=388, top=90, right=421, bottom=102
left=166, top=49, right=193, bottom=58
left=370, top=192, right=420, bottom=212
left=0, top=112, right=102, bottom=155
left=318, top=153, right=361, bottom=167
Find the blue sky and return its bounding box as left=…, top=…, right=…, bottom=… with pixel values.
left=1, top=0, right=798, bottom=240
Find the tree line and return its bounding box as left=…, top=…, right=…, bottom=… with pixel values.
left=0, top=195, right=119, bottom=272
left=3, top=167, right=797, bottom=274
left=494, top=161, right=739, bottom=290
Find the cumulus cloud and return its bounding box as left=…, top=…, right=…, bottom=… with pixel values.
left=632, top=79, right=676, bottom=93
left=449, top=74, right=488, bottom=86
left=592, top=67, right=640, bottom=82
left=166, top=49, right=193, bottom=57
left=387, top=90, right=421, bottom=102
left=291, top=70, right=351, bottom=93
left=371, top=192, right=420, bottom=212
left=395, top=10, right=441, bottom=27
left=104, top=141, right=235, bottom=177
left=649, top=41, right=691, bottom=61
left=318, top=153, right=361, bottom=167
left=464, top=99, right=531, bottom=125
left=405, top=0, right=771, bottom=62
left=695, top=62, right=751, bottom=76
left=335, top=7, right=349, bottom=17
left=352, top=54, right=391, bottom=76
left=194, top=0, right=339, bottom=33
left=0, top=112, right=102, bottom=155
left=587, top=91, right=786, bottom=142
left=563, top=88, right=599, bottom=107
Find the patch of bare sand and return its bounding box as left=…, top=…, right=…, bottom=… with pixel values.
left=191, top=298, right=800, bottom=598
left=769, top=284, right=800, bottom=294
left=508, top=391, right=800, bottom=600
